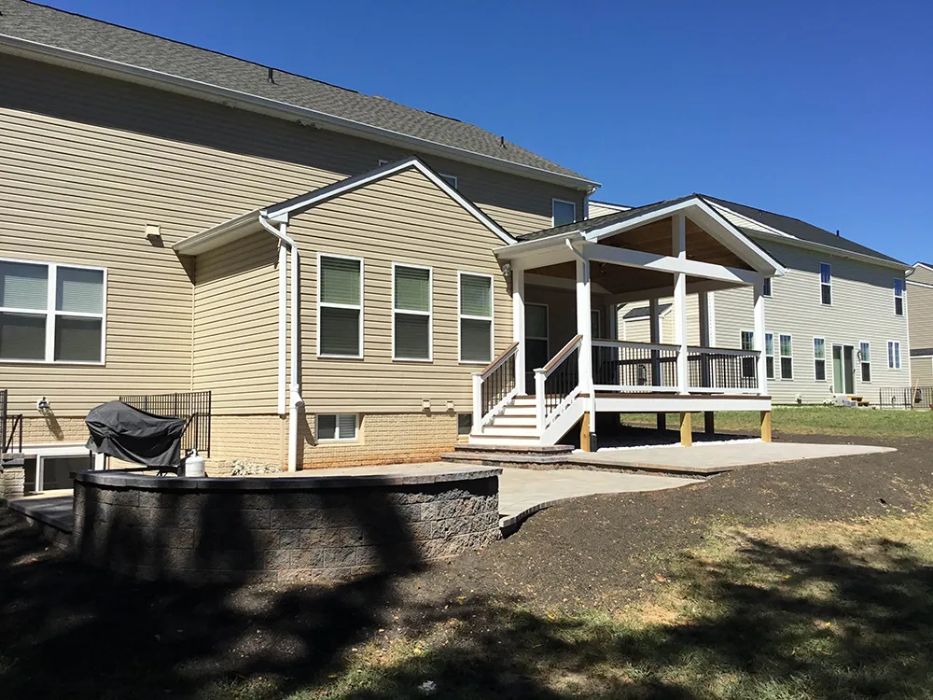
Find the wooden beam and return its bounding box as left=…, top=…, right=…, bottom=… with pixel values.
left=679, top=412, right=693, bottom=447
left=583, top=242, right=762, bottom=286
left=760, top=411, right=772, bottom=442
left=580, top=412, right=592, bottom=452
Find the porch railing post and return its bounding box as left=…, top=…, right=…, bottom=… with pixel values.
left=534, top=369, right=546, bottom=434
left=754, top=278, right=768, bottom=396
left=471, top=373, right=483, bottom=434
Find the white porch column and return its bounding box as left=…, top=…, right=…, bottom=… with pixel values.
left=754, top=278, right=768, bottom=396
left=511, top=267, right=526, bottom=393
left=576, top=258, right=596, bottom=443
left=672, top=214, right=689, bottom=394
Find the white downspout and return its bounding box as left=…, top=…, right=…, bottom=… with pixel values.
left=259, top=214, right=304, bottom=471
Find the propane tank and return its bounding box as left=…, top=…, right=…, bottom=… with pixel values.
left=182, top=449, right=206, bottom=478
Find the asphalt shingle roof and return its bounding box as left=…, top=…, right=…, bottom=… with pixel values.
left=0, top=0, right=591, bottom=184
left=705, top=196, right=905, bottom=266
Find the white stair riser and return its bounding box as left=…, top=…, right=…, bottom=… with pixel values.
left=499, top=406, right=537, bottom=416
left=488, top=416, right=538, bottom=427
left=479, top=426, right=540, bottom=437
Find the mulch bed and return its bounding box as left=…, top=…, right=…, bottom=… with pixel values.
left=2, top=433, right=931, bottom=697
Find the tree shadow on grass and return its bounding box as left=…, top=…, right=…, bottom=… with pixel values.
left=2, top=507, right=933, bottom=699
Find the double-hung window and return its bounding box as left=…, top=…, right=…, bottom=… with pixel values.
left=552, top=199, right=577, bottom=227
left=819, top=263, right=832, bottom=305
left=318, top=254, right=363, bottom=357
left=780, top=334, right=793, bottom=379
left=813, top=337, right=826, bottom=381
left=859, top=341, right=871, bottom=382
left=459, top=272, right=493, bottom=363
left=740, top=330, right=756, bottom=378
left=762, top=277, right=772, bottom=297
left=392, top=264, right=432, bottom=361
left=0, top=259, right=106, bottom=363
left=887, top=340, right=901, bottom=369
left=893, top=279, right=905, bottom=316
left=765, top=332, right=775, bottom=380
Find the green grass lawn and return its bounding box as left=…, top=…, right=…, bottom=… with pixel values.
left=208, top=503, right=933, bottom=699
left=623, top=405, right=933, bottom=440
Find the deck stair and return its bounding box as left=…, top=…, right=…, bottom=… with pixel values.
left=469, top=395, right=543, bottom=447
left=848, top=395, right=871, bottom=407
left=443, top=442, right=574, bottom=466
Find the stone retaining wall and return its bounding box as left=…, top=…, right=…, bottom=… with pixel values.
left=0, top=466, right=25, bottom=501
left=73, top=468, right=500, bottom=583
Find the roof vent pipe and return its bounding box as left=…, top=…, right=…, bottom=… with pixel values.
left=267, top=67, right=276, bottom=84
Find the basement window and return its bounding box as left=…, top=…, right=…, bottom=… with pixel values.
left=457, top=413, right=472, bottom=435
left=0, top=259, right=106, bottom=364
left=317, top=414, right=358, bottom=441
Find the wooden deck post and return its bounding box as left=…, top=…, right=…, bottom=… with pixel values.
left=679, top=412, right=692, bottom=447
left=580, top=411, right=592, bottom=452
left=760, top=410, right=772, bottom=443
left=704, top=412, right=715, bottom=435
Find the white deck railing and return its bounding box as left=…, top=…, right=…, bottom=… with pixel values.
left=471, top=343, right=520, bottom=432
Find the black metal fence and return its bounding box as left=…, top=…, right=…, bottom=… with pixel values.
left=1, top=389, right=23, bottom=456
left=119, top=391, right=212, bottom=455
left=877, top=386, right=933, bottom=410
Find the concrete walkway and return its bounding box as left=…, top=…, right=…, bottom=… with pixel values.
left=497, top=467, right=694, bottom=532
left=581, top=440, right=896, bottom=474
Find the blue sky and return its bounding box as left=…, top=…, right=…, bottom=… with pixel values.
left=44, top=0, right=932, bottom=263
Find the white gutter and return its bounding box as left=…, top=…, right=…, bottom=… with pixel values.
left=0, top=34, right=599, bottom=193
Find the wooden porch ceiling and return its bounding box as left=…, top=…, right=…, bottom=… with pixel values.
left=529, top=216, right=753, bottom=295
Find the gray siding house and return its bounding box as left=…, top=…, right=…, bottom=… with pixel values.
left=593, top=198, right=913, bottom=405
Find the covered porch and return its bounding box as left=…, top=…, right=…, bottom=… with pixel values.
left=471, top=196, right=785, bottom=449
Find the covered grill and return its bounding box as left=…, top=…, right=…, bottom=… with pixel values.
left=85, top=400, right=186, bottom=468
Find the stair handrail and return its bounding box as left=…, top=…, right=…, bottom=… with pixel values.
left=472, top=343, right=520, bottom=432
left=534, top=334, right=583, bottom=433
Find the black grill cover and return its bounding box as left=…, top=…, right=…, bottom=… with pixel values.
left=85, top=401, right=186, bottom=467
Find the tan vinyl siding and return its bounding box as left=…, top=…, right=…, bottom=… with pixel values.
left=587, top=201, right=630, bottom=219
left=907, top=277, right=933, bottom=349
left=287, top=166, right=513, bottom=414
left=0, top=53, right=584, bottom=421
left=712, top=239, right=911, bottom=403
left=617, top=297, right=701, bottom=344
left=191, top=233, right=280, bottom=413
left=910, top=357, right=933, bottom=386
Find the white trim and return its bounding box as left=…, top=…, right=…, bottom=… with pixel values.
left=0, top=34, right=599, bottom=193
left=0, top=257, right=107, bottom=365
left=391, top=262, right=433, bottom=362
left=858, top=340, right=872, bottom=383
left=779, top=333, right=794, bottom=380
left=316, top=252, right=364, bottom=359
left=457, top=270, right=494, bottom=364
left=552, top=198, right=577, bottom=227
left=887, top=340, right=902, bottom=370
left=819, top=262, right=832, bottom=305
left=584, top=242, right=763, bottom=286
left=266, top=158, right=512, bottom=244
left=893, top=277, right=905, bottom=316
left=813, top=336, right=827, bottom=382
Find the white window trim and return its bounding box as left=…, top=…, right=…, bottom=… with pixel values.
left=887, top=340, right=901, bottom=370
left=457, top=270, right=494, bottom=364
left=439, top=173, right=458, bottom=190
left=551, top=198, right=577, bottom=227
left=765, top=331, right=775, bottom=380
left=813, top=336, right=826, bottom=382
left=859, top=340, right=872, bottom=382
left=391, top=262, right=433, bottom=362
left=779, top=333, right=794, bottom=380
left=819, top=262, right=832, bottom=305
left=526, top=302, right=550, bottom=361
left=316, top=252, right=364, bottom=359
left=316, top=413, right=359, bottom=442
left=893, top=278, right=905, bottom=316
left=0, top=257, right=107, bottom=366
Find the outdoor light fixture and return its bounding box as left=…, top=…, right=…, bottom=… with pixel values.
left=36, top=397, right=51, bottom=412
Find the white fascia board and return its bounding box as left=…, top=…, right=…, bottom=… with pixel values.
left=0, top=34, right=598, bottom=193
left=173, top=209, right=264, bottom=255
left=265, top=158, right=514, bottom=245
left=584, top=242, right=762, bottom=285
left=494, top=229, right=584, bottom=259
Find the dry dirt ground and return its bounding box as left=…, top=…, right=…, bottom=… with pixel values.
left=1, top=433, right=931, bottom=698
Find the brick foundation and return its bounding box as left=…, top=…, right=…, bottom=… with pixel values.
left=73, top=467, right=500, bottom=583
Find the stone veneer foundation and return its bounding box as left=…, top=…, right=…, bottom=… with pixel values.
left=73, top=467, right=501, bottom=583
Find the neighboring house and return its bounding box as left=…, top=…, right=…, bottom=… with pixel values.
left=612, top=197, right=912, bottom=405
left=907, top=262, right=933, bottom=386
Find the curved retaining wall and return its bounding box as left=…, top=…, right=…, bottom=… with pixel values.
left=73, top=467, right=500, bottom=583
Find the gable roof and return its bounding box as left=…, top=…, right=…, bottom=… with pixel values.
left=174, top=157, right=513, bottom=255
left=705, top=196, right=906, bottom=266
left=0, top=0, right=596, bottom=190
